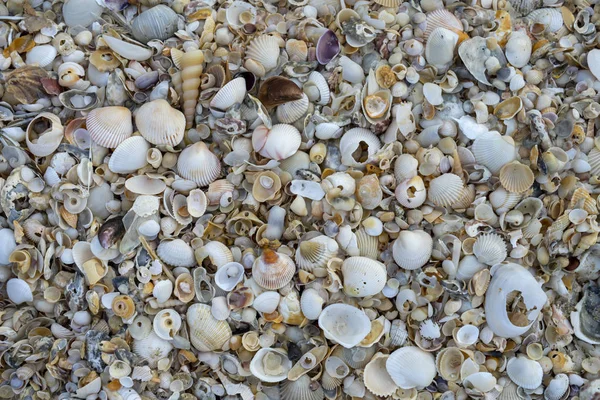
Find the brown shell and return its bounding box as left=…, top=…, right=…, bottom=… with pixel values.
left=258, top=76, right=304, bottom=108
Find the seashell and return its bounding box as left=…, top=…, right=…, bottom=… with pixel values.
left=153, top=309, right=182, bottom=340
left=458, top=37, right=491, bottom=86
left=26, top=113, right=64, bottom=157
left=136, top=99, right=185, bottom=147
left=214, top=262, right=245, bottom=291
left=187, top=189, right=207, bottom=218
left=174, top=273, right=195, bottom=303
left=505, top=31, right=532, bottom=68
left=300, top=288, right=324, bottom=320
left=572, top=284, right=600, bottom=344
left=109, top=360, right=132, bottom=379
left=277, top=94, right=309, bottom=123
left=102, top=35, right=153, bottom=61
left=395, top=176, right=427, bottom=209
left=252, top=124, right=301, bottom=161
left=157, top=239, right=195, bottom=267
left=428, top=173, right=464, bottom=207
left=499, top=161, right=534, bottom=193
left=245, top=35, right=280, bottom=74
left=436, top=347, right=463, bottom=382
left=295, top=235, right=339, bottom=271
left=0, top=229, right=17, bottom=266
left=210, top=77, right=247, bottom=114
left=286, top=39, right=308, bottom=62
left=342, top=256, right=387, bottom=297
left=588, top=49, right=600, bottom=81
left=394, top=154, right=419, bottom=182
left=494, top=97, right=523, bottom=120
left=526, top=8, right=563, bottom=33
left=339, top=128, right=381, bottom=168
left=316, top=29, right=340, bottom=65
left=472, top=132, right=517, bottom=175
left=133, top=332, right=173, bottom=368
left=131, top=5, right=179, bottom=43
left=339, top=56, right=365, bottom=84
left=473, top=233, right=506, bottom=265
left=280, top=375, right=324, bottom=400
left=112, top=294, right=136, bottom=319
left=108, top=136, right=151, bottom=174
left=253, top=291, right=280, bottom=314
left=125, top=176, right=166, bottom=195
left=181, top=50, right=205, bottom=129
left=252, top=249, right=296, bottom=290
left=26, top=45, right=57, bottom=68
left=356, top=174, right=383, bottom=210
left=386, top=347, right=436, bottom=389
left=506, top=356, right=543, bottom=390
left=63, top=0, right=104, bottom=28
left=7, top=278, right=33, bottom=304
left=250, top=348, right=293, bottom=382
left=177, top=142, right=221, bottom=186
left=89, top=49, right=120, bottom=72
left=226, top=1, right=257, bottom=29
left=252, top=171, right=282, bottom=202
left=463, top=372, right=497, bottom=393
left=424, top=9, right=467, bottom=41
left=187, top=304, right=232, bottom=351
left=544, top=374, right=569, bottom=400
left=485, top=263, right=547, bottom=337
left=363, top=90, right=392, bottom=122
left=455, top=324, right=479, bottom=346
left=318, top=304, right=371, bottom=348
left=364, top=353, right=399, bottom=397
left=195, top=241, right=233, bottom=268
left=86, top=107, right=133, bottom=149
left=258, top=76, right=305, bottom=108
left=392, top=230, right=433, bottom=270
left=425, top=28, right=458, bottom=70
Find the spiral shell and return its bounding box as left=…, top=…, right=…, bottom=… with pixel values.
left=180, top=50, right=204, bottom=129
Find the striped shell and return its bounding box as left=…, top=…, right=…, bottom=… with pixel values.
left=245, top=35, right=280, bottom=72
left=108, top=136, right=150, bottom=174
left=252, top=124, right=301, bottom=161
left=276, top=93, right=309, bottom=123
left=339, top=128, right=381, bottom=168
left=472, top=132, right=517, bottom=175
left=252, top=249, right=296, bottom=290
left=295, top=235, right=339, bottom=271
left=86, top=107, right=133, bottom=149
left=427, top=173, right=464, bottom=207
left=506, top=357, right=543, bottom=390
left=156, top=239, right=196, bottom=267
left=136, top=99, right=185, bottom=147
left=425, top=28, right=458, bottom=69
left=177, top=142, right=221, bottom=186
left=424, top=9, right=465, bottom=41
left=386, top=347, right=436, bottom=389
left=499, top=161, right=535, bottom=193
left=342, top=256, right=387, bottom=297
left=473, top=233, right=507, bottom=265
left=187, top=304, right=232, bottom=351
left=392, top=230, right=433, bottom=270
left=526, top=8, right=563, bottom=32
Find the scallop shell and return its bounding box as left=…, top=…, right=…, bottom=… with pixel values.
left=394, top=154, right=419, bottom=182
left=63, top=0, right=104, bottom=28
left=472, top=132, right=517, bottom=175
left=156, top=239, right=195, bottom=267
left=386, top=347, right=436, bottom=389
left=505, top=31, right=532, bottom=68
left=286, top=39, right=308, bottom=62
left=252, top=249, right=296, bottom=290
left=499, top=161, right=534, bottom=193
left=506, top=357, right=543, bottom=390
left=86, top=107, right=133, bottom=149
left=133, top=332, right=173, bottom=368
left=245, top=35, right=280, bottom=73
left=181, top=50, right=204, bottom=129
left=108, top=136, right=151, bottom=174
left=295, top=235, right=339, bottom=271
left=26, top=45, right=57, bottom=68
left=277, top=93, right=309, bottom=123
left=7, top=278, right=33, bottom=304
left=342, top=256, right=387, bottom=297
left=187, top=303, right=232, bottom=351
left=392, top=230, right=433, bottom=270
left=214, top=262, right=245, bottom=291
left=473, top=233, right=507, bottom=265
left=135, top=99, right=185, bottom=147
left=424, top=9, right=466, bottom=41
left=364, top=353, right=399, bottom=397
left=300, top=288, right=324, bottom=320
left=280, top=375, right=324, bottom=400
left=339, top=128, right=381, bottom=168
left=177, top=142, right=221, bottom=186
left=318, top=304, right=371, bottom=348
left=250, top=348, right=293, bottom=382
left=131, top=5, right=179, bottom=43
left=425, top=28, right=458, bottom=69
left=544, top=374, right=569, bottom=400
left=252, top=124, right=301, bottom=161
left=210, top=77, right=247, bottom=114
left=588, top=49, right=600, bottom=82
left=427, top=173, right=464, bottom=207
left=356, top=228, right=379, bottom=259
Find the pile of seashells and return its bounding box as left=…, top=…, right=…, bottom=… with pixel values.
left=2, top=0, right=600, bottom=399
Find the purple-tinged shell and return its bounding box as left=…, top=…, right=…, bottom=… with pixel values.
left=98, top=216, right=125, bottom=249
left=316, top=30, right=340, bottom=65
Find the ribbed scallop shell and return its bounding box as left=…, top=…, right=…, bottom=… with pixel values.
left=306, top=72, right=331, bottom=105
left=425, top=28, right=458, bottom=68
left=472, top=132, right=517, bottom=175
left=394, top=154, right=418, bottom=182
left=392, top=230, right=432, bottom=270
left=424, top=9, right=464, bottom=41
left=427, top=173, right=464, bottom=207
left=246, top=35, right=280, bottom=72
left=295, top=235, right=339, bottom=271
left=108, top=136, right=150, bottom=174
left=177, top=142, right=221, bottom=186
left=342, top=256, right=387, bottom=297
left=489, top=188, right=522, bottom=213
left=136, top=99, right=185, bottom=147
left=280, top=375, right=324, bottom=400
left=544, top=374, right=569, bottom=400
left=473, top=233, right=506, bottom=265
left=356, top=228, right=379, bottom=259
left=499, top=161, right=534, bottom=193
left=181, top=50, right=204, bottom=129
left=132, top=332, right=173, bottom=368
left=321, top=371, right=342, bottom=390
left=210, top=77, right=247, bottom=112
left=252, top=124, right=301, bottom=161
left=86, top=107, right=133, bottom=148
left=589, top=148, right=600, bottom=176
left=156, top=239, right=195, bottom=267
left=277, top=93, right=309, bottom=123
left=506, top=357, right=543, bottom=390
left=386, top=347, right=436, bottom=389
left=252, top=250, right=296, bottom=290
left=374, top=0, right=400, bottom=6
left=526, top=8, right=563, bottom=32
left=364, top=354, right=398, bottom=397
left=187, top=304, right=232, bottom=351
left=339, top=128, right=381, bottom=168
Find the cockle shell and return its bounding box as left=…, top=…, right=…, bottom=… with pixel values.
left=214, top=262, right=245, bottom=291
left=428, top=173, right=464, bottom=207
left=424, top=9, right=467, bottom=41
left=342, top=257, right=387, bottom=297
left=131, top=5, right=179, bottom=43
left=455, top=324, right=479, bottom=346
left=506, top=357, right=543, bottom=389
left=177, top=142, right=221, bottom=186
left=136, top=99, right=185, bottom=147
left=544, top=374, right=569, bottom=400
left=26, top=45, right=57, bottom=68
left=0, top=229, right=16, bottom=265
left=181, top=50, right=204, bottom=129
left=526, top=8, right=563, bottom=33
left=588, top=50, right=600, bottom=81
left=295, top=235, right=339, bottom=271
left=463, top=372, right=497, bottom=393
left=318, top=304, right=371, bottom=348
left=7, top=278, right=33, bottom=304
left=364, top=353, right=399, bottom=397
left=280, top=375, right=324, bottom=400
left=472, top=132, right=517, bottom=175
left=252, top=249, right=296, bottom=290
left=473, top=233, right=507, bottom=265
left=250, top=348, right=292, bottom=382
left=339, top=128, right=381, bottom=168
left=210, top=77, right=247, bottom=114
left=499, top=161, right=534, bottom=193
left=277, top=93, right=309, bottom=123
left=187, top=303, right=232, bottom=351
left=245, top=35, right=280, bottom=74
left=505, top=31, right=532, bottom=68
left=300, top=288, right=324, bottom=320
left=63, top=0, right=104, bottom=28
left=425, top=28, right=458, bottom=69
left=253, top=291, right=281, bottom=314
left=394, top=154, right=418, bottom=182
left=156, top=239, right=195, bottom=267
left=392, top=230, right=433, bottom=270
left=386, top=347, right=436, bottom=389
left=86, top=107, right=132, bottom=149
left=108, top=136, right=151, bottom=174
left=252, top=124, right=301, bottom=160
left=226, top=1, right=257, bottom=29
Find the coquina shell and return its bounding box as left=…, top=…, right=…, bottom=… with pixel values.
left=108, top=136, right=151, bottom=174
left=177, top=142, right=221, bottom=186
left=156, top=239, right=195, bottom=267
left=364, top=353, right=399, bottom=397
left=318, top=304, right=371, bottom=348
left=131, top=5, right=179, bottom=43
left=506, top=356, right=543, bottom=389
left=473, top=233, right=507, bottom=265
left=187, top=303, right=232, bottom=351
left=136, top=99, right=185, bottom=147
left=252, top=249, right=296, bottom=290
left=252, top=124, right=301, bottom=161
left=386, top=347, right=436, bottom=389
left=427, top=173, right=464, bottom=207
left=472, top=132, right=517, bottom=175
left=342, top=256, right=387, bottom=297
left=392, top=230, right=433, bottom=270
left=295, top=235, right=339, bottom=271
left=86, top=107, right=133, bottom=149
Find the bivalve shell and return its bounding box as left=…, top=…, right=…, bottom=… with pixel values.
left=295, top=235, right=339, bottom=271
left=187, top=304, right=232, bottom=351
left=473, top=233, right=507, bottom=265
left=428, top=173, right=464, bottom=207
left=245, top=35, right=280, bottom=74
left=108, top=136, right=151, bottom=174
left=318, top=304, right=371, bottom=348
left=177, top=142, right=221, bottom=186
left=250, top=348, right=293, bottom=382
left=506, top=356, right=543, bottom=390
left=499, top=161, right=534, bottom=193
left=131, top=5, right=179, bottom=43
left=544, top=374, right=569, bottom=400
left=252, top=249, right=296, bottom=290
left=300, top=288, right=324, bottom=320
left=392, top=230, right=433, bottom=270
left=472, top=132, right=517, bottom=175
left=136, top=99, right=185, bottom=147
left=339, top=128, right=381, bottom=168
left=342, top=256, right=387, bottom=297
left=210, top=77, right=247, bottom=114
left=156, top=239, right=195, bottom=267
left=364, top=353, right=399, bottom=397
left=505, top=31, right=532, bottom=68
left=252, top=124, right=301, bottom=161
left=214, top=262, right=245, bottom=291
left=86, top=107, right=133, bottom=149
left=132, top=332, right=173, bottom=368
left=386, top=347, right=436, bottom=389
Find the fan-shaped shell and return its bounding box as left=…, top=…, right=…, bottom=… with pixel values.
left=252, top=249, right=296, bottom=290
left=177, top=142, right=221, bottom=186
left=424, top=9, right=465, bottom=41
left=506, top=357, right=543, bottom=389
left=499, top=161, right=534, bottom=193
left=318, top=304, right=371, bottom=348
left=428, top=173, right=464, bottom=207
left=245, top=35, right=280, bottom=73
left=526, top=8, right=563, bottom=32
left=187, top=303, right=232, bottom=351
left=214, top=262, right=245, bottom=291
left=136, top=99, right=185, bottom=147
left=26, top=45, right=57, bottom=68
left=505, top=31, right=532, bottom=68
left=425, top=28, right=458, bottom=69
left=386, top=347, right=436, bottom=389
left=295, top=235, right=339, bottom=271
left=392, top=230, right=433, bottom=270
left=280, top=375, right=324, bottom=400
left=86, top=107, right=133, bottom=149
left=544, top=374, right=569, bottom=400
left=108, top=136, right=151, bottom=174
left=473, top=233, right=507, bottom=265
left=339, top=128, right=381, bottom=168
left=342, top=256, right=387, bottom=297
left=131, top=5, right=179, bottom=43
left=277, top=93, right=309, bottom=123
left=132, top=332, right=173, bottom=368
left=252, top=124, right=301, bottom=161
left=156, top=239, right=195, bottom=267
left=588, top=49, right=600, bottom=81
left=253, top=291, right=281, bottom=314
left=250, top=348, right=293, bottom=382
left=394, top=154, right=419, bottom=182
left=472, top=132, right=517, bottom=175
left=364, top=353, right=399, bottom=397
left=210, top=77, right=247, bottom=113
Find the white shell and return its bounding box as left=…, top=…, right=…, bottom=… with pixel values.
left=156, top=239, right=195, bottom=267
left=187, top=303, right=232, bottom=351
left=125, top=176, right=166, bottom=195
left=300, top=288, right=325, bottom=320
left=245, top=35, right=280, bottom=72
left=339, top=56, right=365, bottom=83
left=0, top=229, right=16, bottom=265
left=506, top=356, right=543, bottom=390
left=394, top=154, right=418, bottom=182
left=295, top=235, right=339, bottom=271
left=395, top=176, right=427, bottom=209
left=136, top=99, right=185, bottom=147
left=7, top=278, right=33, bottom=304
left=26, top=45, right=57, bottom=67
left=177, top=142, right=221, bottom=186
left=472, top=132, right=517, bottom=175
left=364, top=353, right=398, bottom=397
left=277, top=93, right=309, bottom=123
left=187, top=189, right=207, bottom=218
left=133, top=332, right=173, bottom=368
left=392, top=230, right=433, bottom=270
left=588, top=49, right=600, bottom=81
left=473, top=233, right=507, bottom=265
left=108, top=136, right=151, bottom=174
left=63, top=0, right=103, bottom=28
left=214, top=262, right=245, bottom=291
left=26, top=113, right=64, bottom=157
left=463, top=372, right=497, bottom=392
left=484, top=263, right=547, bottom=337
left=456, top=255, right=486, bottom=281
left=226, top=1, right=257, bottom=29
left=306, top=71, right=330, bottom=105
left=210, top=77, right=247, bottom=113
left=425, top=28, right=458, bottom=69
left=131, top=5, right=179, bottom=43
left=339, top=128, right=381, bottom=168
left=153, top=309, right=182, bottom=340
left=153, top=280, right=173, bottom=304
left=102, top=35, right=153, bottom=61
left=544, top=374, right=570, bottom=400
left=386, top=347, right=436, bottom=389
left=427, top=173, right=464, bottom=207
left=87, top=107, right=133, bottom=149
left=455, top=324, right=479, bottom=346
left=505, top=31, right=532, bottom=68
left=423, top=82, right=444, bottom=106
left=342, top=256, right=387, bottom=297
left=318, top=304, right=371, bottom=348
left=252, top=291, right=281, bottom=314
left=249, top=348, right=292, bottom=382
left=252, top=124, right=301, bottom=160
left=526, top=8, right=563, bottom=32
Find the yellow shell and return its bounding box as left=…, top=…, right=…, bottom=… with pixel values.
left=499, top=161, right=534, bottom=193
left=112, top=295, right=136, bottom=319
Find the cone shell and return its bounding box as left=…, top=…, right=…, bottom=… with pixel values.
left=108, top=136, right=151, bottom=174
left=499, top=161, right=534, bottom=193
left=473, top=233, right=507, bottom=265
left=472, top=132, right=517, bottom=175
left=187, top=303, right=232, bottom=351
left=295, top=235, right=339, bottom=271
left=86, top=107, right=133, bottom=149
left=135, top=99, right=185, bottom=147
left=157, top=239, right=196, bottom=267
left=252, top=249, right=296, bottom=290
left=428, top=173, right=464, bottom=207
left=252, top=124, right=301, bottom=161
left=392, top=230, right=433, bottom=270
left=342, top=256, right=387, bottom=297
left=177, top=142, right=221, bottom=186
left=245, top=35, right=280, bottom=73
left=364, top=353, right=399, bottom=397
left=506, top=357, right=543, bottom=390
left=386, top=347, right=436, bottom=389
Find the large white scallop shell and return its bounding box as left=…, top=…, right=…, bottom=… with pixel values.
left=342, top=256, right=387, bottom=297
left=135, top=99, right=185, bottom=147
left=276, top=93, right=309, bottom=123
left=506, top=356, right=543, bottom=390
left=186, top=303, right=232, bottom=351
left=177, top=142, right=221, bottom=186
left=318, top=304, right=371, bottom=348
left=132, top=332, right=173, bottom=368
left=364, top=353, right=399, bottom=397
left=252, top=124, right=301, bottom=161
left=473, top=233, right=507, bottom=265
left=505, top=31, right=532, bottom=68
left=386, top=347, right=436, bottom=389
left=392, top=230, right=433, bottom=270
left=472, top=132, right=517, bottom=175
left=427, top=173, right=464, bottom=207
left=86, top=107, right=133, bottom=149
left=108, top=136, right=151, bottom=174
left=156, top=239, right=195, bottom=267
left=425, top=28, right=458, bottom=69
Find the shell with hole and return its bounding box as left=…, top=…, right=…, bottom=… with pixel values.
left=342, top=256, right=387, bottom=297
left=214, top=262, right=245, bottom=292
left=364, top=353, right=399, bottom=397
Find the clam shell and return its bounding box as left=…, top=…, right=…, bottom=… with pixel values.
left=125, top=176, right=166, bottom=195
left=226, top=1, right=257, bottom=29
left=386, top=347, right=436, bottom=389
left=506, top=356, right=543, bottom=390
left=342, top=256, right=387, bottom=297
left=463, top=372, right=497, bottom=393
left=252, top=124, right=301, bottom=160
left=277, top=93, right=309, bottom=123
left=458, top=37, right=491, bottom=85
left=25, top=113, right=64, bottom=157
left=356, top=228, right=379, bottom=259
left=63, top=0, right=104, bottom=28
left=187, top=303, right=232, bottom=351
left=108, top=136, right=151, bottom=174
left=455, top=324, right=479, bottom=346
left=364, top=353, right=399, bottom=397
left=394, top=154, right=419, bottom=182
left=544, top=374, right=569, bottom=400
left=245, top=35, right=280, bottom=73
left=505, top=31, right=532, bottom=68
left=156, top=239, right=195, bottom=267
left=132, top=332, right=173, bottom=368
left=250, top=348, right=293, bottom=382
left=472, top=132, right=517, bottom=175
left=286, top=39, right=308, bottom=62
left=473, top=233, right=506, bottom=265
left=427, top=173, right=464, bottom=207
left=295, top=235, right=339, bottom=271
left=305, top=72, right=331, bottom=105
left=7, top=278, right=33, bottom=304
left=210, top=77, right=247, bottom=114
left=588, top=49, right=600, bottom=81
left=136, top=99, right=185, bottom=147
left=499, top=161, right=534, bottom=193
left=26, top=45, right=57, bottom=67
left=214, top=262, right=245, bottom=291
left=177, top=142, right=221, bottom=186
left=436, top=347, right=463, bottom=382
left=131, top=5, right=179, bottom=43
left=300, top=288, right=324, bottom=320
left=392, top=230, right=433, bottom=270
left=86, top=107, right=133, bottom=149
left=339, top=128, right=381, bottom=168
left=318, top=304, right=371, bottom=348
left=0, top=229, right=16, bottom=266
left=425, top=28, right=458, bottom=69
left=280, top=375, right=324, bottom=400
left=252, top=249, right=296, bottom=290
left=253, top=291, right=281, bottom=314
